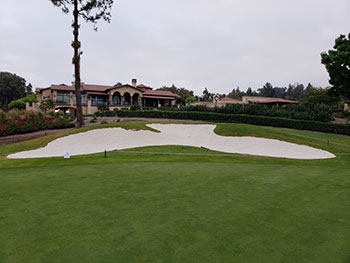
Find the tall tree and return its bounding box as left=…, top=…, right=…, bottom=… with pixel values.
left=258, top=82, right=275, bottom=97
left=286, top=83, right=305, bottom=100
left=321, top=33, right=350, bottom=101
left=272, top=87, right=287, bottom=99
left=302, top=85, right=340, bottom=106
left=201, top=88, right=214, bottom=101
left=0, top=72, right=31, bottom=111
left=227, top=87, right=244, bottom=99
left=50, top=0, right=114, bottom=127
left=157, top=85, right=194, bottom=99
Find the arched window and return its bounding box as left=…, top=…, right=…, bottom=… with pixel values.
left=124, top=92, right=131, bottom=105
left=112, top=92, right=121, bottom=105
left=132, top=93, right=139, bottom=104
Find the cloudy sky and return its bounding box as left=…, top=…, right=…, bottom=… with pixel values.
left=1, top=0, right=349, bottom=95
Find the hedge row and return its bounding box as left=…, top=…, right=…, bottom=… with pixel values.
left=0, top=113, right=75, bottom=137
left=167, top=103, right=334, bottom=122
left=116, top=110, right=350, bottom=136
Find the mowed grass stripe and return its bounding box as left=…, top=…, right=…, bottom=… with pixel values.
left=0, top=162, right=349, bottom=262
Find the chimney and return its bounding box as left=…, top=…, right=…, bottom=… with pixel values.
left=132, top=79, right=137, bottom=87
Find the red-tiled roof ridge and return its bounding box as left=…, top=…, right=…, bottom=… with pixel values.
left=114, top=84, right=145, bottom=92
left=219, top=97, right=241, bottom=102
left=143, top=89, right=180, bottom=98
left=137, top=84, right=151, bottom=89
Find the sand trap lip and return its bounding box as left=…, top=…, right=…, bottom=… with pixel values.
left=7, top=124, right=335, bottom=159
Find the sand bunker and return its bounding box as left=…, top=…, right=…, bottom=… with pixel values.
left=7, top=124, right=335, bottom=159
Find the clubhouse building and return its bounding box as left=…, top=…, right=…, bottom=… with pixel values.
left=28, top=79, right=179, bottom=115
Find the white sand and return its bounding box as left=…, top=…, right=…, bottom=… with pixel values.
left=7, top=124, right=335, bottom=159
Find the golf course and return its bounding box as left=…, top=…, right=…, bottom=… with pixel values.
left=1, top=121, right=349, bottom=262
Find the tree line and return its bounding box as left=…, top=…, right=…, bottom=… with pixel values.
left=157, top=82, right=341, bottom=107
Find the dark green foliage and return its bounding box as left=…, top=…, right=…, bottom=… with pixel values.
left=257, top=82, right=287, bottom=98
left=286, top=83, right=305, bottom=100
left=50, top=0, right=114, bottom=25
left=303, top=85, right=341, bottom=106
left=321, top=34, right=350, bottom=100
left=224, top=83, right=307, bottom=101
left=22, top=93, right=38, bottom=103
left=169, top=103, right=333, bottom=122
left=130, top=104, right=141, bottom=111
left=157, top=85, right=194, bottom=99
left=0, top=72, right=32, bottom=109
left=227, top=87, right=244, bottom=99
left=258, top=82, right=275, bottom=97
left=116, top=110, right=350, bottom=135
left=95, top=110, right=118, bottom=117
left=8, top=100, right=26, bottom=110
left=185, top=96, right=197, bottom=104
left=202, top=88, right=214, bottom=101
left=176, top=97, right=186, bottom=105
left=7, top=94, right=38, bottom=110
left=97, top=104, right=109, bottom=111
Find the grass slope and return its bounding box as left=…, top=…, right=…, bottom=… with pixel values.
left=0, top=121, right=349, bottom=262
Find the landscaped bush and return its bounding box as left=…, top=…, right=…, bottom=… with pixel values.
left=8, top=100, right=26, bottom=110
left=116, top=110, right=350, bottom=135
left=171, top=103, right=333, bottom=122
left=8, top=94, right=38, bottom=110
left=0, top=110, right=75, bottom=137
left=95, top=110, right=118, bottom=117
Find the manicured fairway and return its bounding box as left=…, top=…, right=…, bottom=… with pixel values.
left=0, top=122, right=349, bottom=262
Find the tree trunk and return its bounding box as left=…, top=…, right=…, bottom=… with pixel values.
left=72, top=0, right=84, bottom=127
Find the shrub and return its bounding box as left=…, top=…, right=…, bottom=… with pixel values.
left=177, top=103, right=333, bottom=122
left=97, top=105, right=109, bottom=112
left=39, top=99, right=55, bottom=112
left=95, top=110, right=118, bottom=117
left=130, top=104, right=141, bottom=111
left=0, top=110, right=74, bottom=137
left=8, top=100, right=26, bottom=110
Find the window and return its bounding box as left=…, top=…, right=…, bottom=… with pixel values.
left=56, top=93, right=70, bottom=104
left=73, top=94, right=86, bottom=105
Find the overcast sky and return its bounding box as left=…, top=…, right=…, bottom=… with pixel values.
left=0, top=0, right=349, bottom=95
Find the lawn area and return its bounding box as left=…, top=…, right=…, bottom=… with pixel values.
left=0, top=121, right=349, bottom=262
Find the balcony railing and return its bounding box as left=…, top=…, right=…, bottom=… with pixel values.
left=109, top=101, right=130, bottom=106
left=55, top=100, right=70, bottom=105
left=91, top=100, right=107, bottom=106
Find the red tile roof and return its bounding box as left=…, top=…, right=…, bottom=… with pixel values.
left=50, top=84, right=81, bottom=92
left=83, top=84, right=113, bottom=92
left=219, top=97, right=241, bottom=102
left=39, top=83, right=179, bottom=100
left=142, top=95, right=177, bottom=100
left=137, top=84, right=152, bottom=90
left=143, top=90, right=180, bottom=98
left=35, top=87, right=50, bottom=93
left=192, top=101, right=212, bottom=105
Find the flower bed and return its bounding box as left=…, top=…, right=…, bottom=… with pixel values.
left=0, top=112, right=74, bottom=137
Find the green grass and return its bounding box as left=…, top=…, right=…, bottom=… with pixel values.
left=0, top=122, right=349, bottom=262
